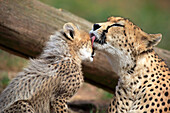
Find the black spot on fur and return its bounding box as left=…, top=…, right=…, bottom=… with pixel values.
left=123, top=30, right=127, bottom=36
left=165, top=92, right=168, bottom=96
left=141, top=36, right=147, bottom=40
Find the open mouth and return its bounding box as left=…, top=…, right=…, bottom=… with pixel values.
left=91, top=35, right=96, bottom=58
left=90, top=32, right=107, bottom=58
left=90, top=33, right=106, bottom=45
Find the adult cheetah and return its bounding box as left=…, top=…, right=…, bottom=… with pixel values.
left=0, top=23, right=94, bottom=113
left=90, top=16, right=170, bottom=113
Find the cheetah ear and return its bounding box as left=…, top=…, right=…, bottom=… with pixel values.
left=63, top=23, right=78, bottom=40
left=148, top=33, right=162, bottom=47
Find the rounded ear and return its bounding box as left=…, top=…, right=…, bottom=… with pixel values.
left=63, top=23, right=78, bottom=40
left=148, top=33, right=162, bottom=47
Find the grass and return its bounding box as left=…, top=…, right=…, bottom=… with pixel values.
left=102, top=91, right=113, bottom=100
left=0, top=50, right=27, bottom=72
left=0, top=50, right=27, bottom=92
left=0, top=72, right=9, bottom=86
left=0, top=71, right=10, bottom=92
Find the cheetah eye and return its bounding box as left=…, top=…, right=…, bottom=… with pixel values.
left=110, top=23, right=124, bottom=27
left=104, top=24, right=124, bottom=33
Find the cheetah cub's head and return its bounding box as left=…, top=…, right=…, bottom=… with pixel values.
left=90, top=16, right=162, bottom=74
left=63, top=23, right=94, bottom=62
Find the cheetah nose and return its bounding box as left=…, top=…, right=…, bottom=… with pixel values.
left=93, top=24, right=101, bottom=31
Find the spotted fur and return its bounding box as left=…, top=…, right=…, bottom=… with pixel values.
left=0, top=23, right=93, bottom=113
left=90, top=16, right=170, bottom=113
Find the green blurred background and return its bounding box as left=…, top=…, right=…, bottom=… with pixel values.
left=0, top=0, right=170, bottom=100
left=40, top=0, right=170, bottom=50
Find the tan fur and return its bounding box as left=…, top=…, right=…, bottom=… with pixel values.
left=90, top=16, right=170, bottom=113
left=0, top=23, right=93, bottom=113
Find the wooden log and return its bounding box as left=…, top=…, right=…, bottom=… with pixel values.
left=0, top=0, right=170, bottom=93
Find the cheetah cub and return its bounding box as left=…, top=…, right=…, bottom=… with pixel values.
left=0, top=23, right=94, bottom=113
left=90, top=16, right=170, bottom=113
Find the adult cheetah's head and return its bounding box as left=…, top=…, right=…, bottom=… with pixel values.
left=90, top=16, right=162, bottom=56
left=89, top=16, right=162, bottom=73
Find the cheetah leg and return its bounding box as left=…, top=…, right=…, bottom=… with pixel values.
left=3, top=101, right=35, bottom=113
left=108, top=97, right=129, bottom=113
left=108, top=98, right=118, bottom=113
left=51, top=99, right=68, bottom=113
